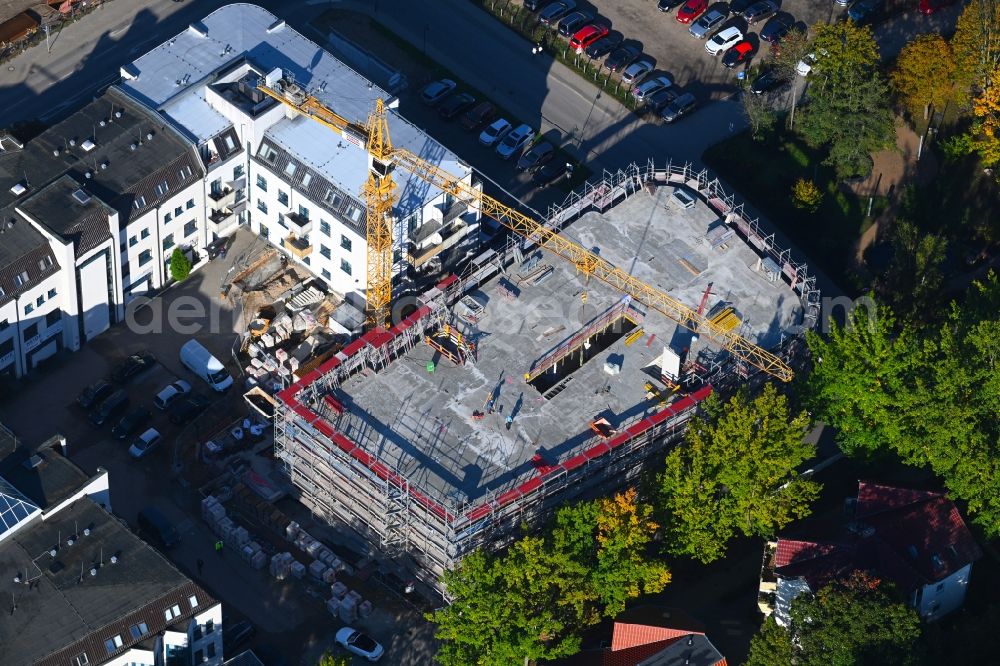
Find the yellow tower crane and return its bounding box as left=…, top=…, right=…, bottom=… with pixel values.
left=257, top=77, right=794, bottom=383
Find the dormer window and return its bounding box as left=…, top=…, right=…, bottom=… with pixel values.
left=38, top=256, right=53, bottom=271
left=13, top=271, right=29, bottom=287
left=284, top=162, right=296, bottom=178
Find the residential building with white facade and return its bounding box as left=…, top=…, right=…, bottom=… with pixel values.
left=0, top=427, right=223, bottom=666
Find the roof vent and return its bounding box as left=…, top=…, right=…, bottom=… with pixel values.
left=89, top=567, right=97, bottom=577
left=21, top=453, right=43, bottom=469
left=66, top=536, right=75, bottom=546
left=81, top=139, right=96, bottom=152
left=114, top=110, right=123, bottom=119
left=84, top=171, right=92, bottom=180
left=99, top=119, right=107, bottom=127
left=4, top=219, right=12, bottom=230
left=146, top=131, right=154, bottom=141
left=110, top=555, right=118, bottom=564
left=100, top=161, right=109, bottom=170
left=130, top=143, right=137, bottom=151
left=72, top=189, right=91, bottom=205
left=52, top=147, right=61, bottom=156
left=83, top=528, right=91, bottom=537
left=9, top=182, right=26, bottom=196
left=12, top=574, right=21, bottom=584
left=49, top=548, right=57, bottom=557
left=68, top=138, right=76, bottom=147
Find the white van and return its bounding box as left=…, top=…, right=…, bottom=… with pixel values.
left=179, top=339, right=233, bottom=392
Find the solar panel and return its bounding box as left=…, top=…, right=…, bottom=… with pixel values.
left=0, top=476, right=40, bottom=540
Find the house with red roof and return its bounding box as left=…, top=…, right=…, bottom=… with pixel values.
left=757, top=482, right=982, bottom=626
left=544, top=606, right=727, bottom=666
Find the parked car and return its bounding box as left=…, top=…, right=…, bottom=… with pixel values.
left=729, top=0, right=755, bottom=11
left=137, top=505, right=180, bottom=549
left=632, top=75, right=673, bottom=101
left=89, top=389, right=130, bottom=427
left=847, top=0, right=881, bottom=24
left=722, top=40, right=755, bottom=68
left=479, top=118, right=512, bottom=146
left=675, top=0, right=709, bottom=24
left=644, top=88, right=679, bottom=114
left=77, top=379, right=115, bottom=410
left=496, top=124, right=535, bottom=160
left=835, top=0, right=853, bottom=5
left=112, top=407, right=151, bottom=440
left=168, top=394, right=211, bottom=425
left=661, top=92, right=697, bottom=123
left=539, top=0, right=576, bottom=26
left=750, top=68, right=787, bottom=94
left=460, top=102, right=496, bottom=131
left=153, top=379, right=191, bottom=410
left=533, top=160, right=573, bottom=187
left=760, top=13, right=795, bottom=43
left=517, top=142, right=555, bottom=172
left=128, top=428, right=163, bottom=459
left=557, top=10, right=594, bottom=37
left=688, top=7, right=729, bottom=39
left=223, top=621, right=255, bottom=654
left=420, top=79, right=456, bottom=106
left=918, top=0, right=957, bottom=14
left=335, top=627, right=384, bottom=662
left=585, top=32, right=623, bottom=59
left=705, top=26, right=744, bottom=56
left=657, top=0, right=685, bottom=12
left=569, top=23, right=609, bottom=52
left=743, top=0, right=779, bottom=24
left=438, top=92, right=476, bottom=119
left=605, top=44, right=641, bottom=73
left=621, top=57, right=654, bottom=85
left=110, top=351, right=155, bottom=384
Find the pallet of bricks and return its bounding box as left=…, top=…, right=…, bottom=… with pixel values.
left=284, top=521, right=374, bottom=623
left=201, top=495, right=268, bottom=570
left=232, top=483, right=288, bottom=530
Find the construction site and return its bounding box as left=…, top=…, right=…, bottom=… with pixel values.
left=272, top=160, right=820, bottom=592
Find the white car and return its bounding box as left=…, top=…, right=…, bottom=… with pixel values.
left=479, top=118, right=512, bottom=146
left=621, top=57, right=654, bottom=85
left=420, top=79, right=456, bottom=106
left=496, top=124, right=534, bottom=160
left=705, top=26, right=744, bottom=56
left=335, top=627, right=384, bottom=662
left=153, top=379, right=191, bottom=410
left=632, top=75, right=673, bottom=101
left=128, top=428, right=162, bottom=459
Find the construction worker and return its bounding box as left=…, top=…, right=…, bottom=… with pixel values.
left=505, top=414, right=513, bottom=430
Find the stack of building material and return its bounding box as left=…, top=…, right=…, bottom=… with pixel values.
left=309, top=560, right=328, bottom=581
left=345, top=590, right=363, bottom=607
left=326, top=597, right=341, bottom=617
left=241, top=541, right=262, bottom=564
left=250, top=550, right=267, bottom=570
left=270, top=552, right=294, bottom=580
left=216, top=517, right=236, bottom=541
left=201, top=496, right=227, bottom=533
left=359, top=600, right=374, bottom=618
left=290, top=560, right=307, bottom=579
left=231, top=526, right=251, bottom=548
left=275, top=348, right=289, bottom=363
left=286, top=521, right=300, bottom=541
left=338, top=594, right=358, bottom=623
left=305, top=539, right=324, bottom=558
left=250, top=357, right=264, bottom=369
left=322, top=567, right=337, bottom=584
left=330, top=581, right=349, bottom=599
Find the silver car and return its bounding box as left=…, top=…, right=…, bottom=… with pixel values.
left=689, top=7, right=730, bottom=39
left=621, top=57, right=654, bottom=85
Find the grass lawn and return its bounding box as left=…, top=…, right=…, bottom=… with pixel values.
left=703, top=128, right=884, bottom=294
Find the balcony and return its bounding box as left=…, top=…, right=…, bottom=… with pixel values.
left=208, top=187, right=234, bottom=204
left=282, top=234, right=313, bottom=259
left=286, top=211, right=313, bottom=234
left=209, top=208, right=234, bottom=225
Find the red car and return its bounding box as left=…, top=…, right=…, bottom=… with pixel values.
left=722, top=40, right=754, bottom=68
left=675, top=0, right=709, bottom=24
left=918, top=0, right=957, bottom=14
left=569, top=24, right=609, bottom=52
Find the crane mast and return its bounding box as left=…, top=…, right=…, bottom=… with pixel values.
left=257, top=78, right=794, bottom=382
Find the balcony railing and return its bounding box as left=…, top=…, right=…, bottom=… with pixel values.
left=208, top=187, right=234, bottom=203
left=282, top=234, right=313, bottom=258
left=286, top=211, right=312, bottom=234
left=209, top=208, right=234, bottom=225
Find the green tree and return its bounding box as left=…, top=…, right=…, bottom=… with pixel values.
left=169, top=247, right=192, bottom=282
left=797, top=21, right=896, bottom=178
left=746, top=572, right=922, bottom=666
left=657, top=385, right=818, bottom=563
left=741, top=77, right=776, bottom=141
left=877, top=220, right=948, bottom=322
left=892, top=34, right=960, bottom=120
left=791, top=178, right=823, bottom=212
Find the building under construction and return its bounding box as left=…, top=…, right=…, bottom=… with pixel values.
left=274, top=161, right=820, bottom=592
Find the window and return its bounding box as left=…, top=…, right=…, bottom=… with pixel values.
left=0, top=339, right=12, bottom=356
left=46, top=310, right=60, bottom=327
left=163, top=234, right=174, bottom=251
left=0, top=319, right=7, bottom=332
left=321, top=269, right=331, bottom=280
left=340, top=235, right=352, bottom=252
left=194, top=649, right=204, bottom=663
left=38, top=255, right=53, bottom=270
left=301, top=172, right=312, bottom=188
left=13, top=271, right=28, bottom=287
left=350, top=207, right=362, bottom=223
left=277, top=190, right=288, bottom=206
left=47, top=288, right=56, bottom=299
left=320, top=245, right=331, bottom=259
left=260, top=145, right=278, bottom=163
left=340, top=259, right=352, bottom=275
left=188, top=594, right=199, bottom=608
left=164, top=212, right=172, bottom=223
left=36, top=295, right=44, bottom=307
left=129, top=236, right=138, bottom=248
left=259, top=224, right=269, bottom=238
left=104, top=635, right=123, bottom=654
left=322, top=189, right=341, bottom=206
left=179, top=164, right=193, bottom=179
left=224, top=135, right=236, bottom=152
left=256, top=175, right=268, bottom=191
left=205, top=619, right=215, bottom=634
left=257, top=200, right=268, bottom=214
left=120, top=241, right=127, bottom=253
left=234, top=165, right=245, bottom=178
left=174, top=206, right=183, bottom=218
left=23, top=303, right=33, bottom=315
left=319, top=220, right=331, bottom=236
left=186, top=199, right=195, bottom=210
left=164, top=604, right=181, bottom=621
left=298, top=204, right=309, bottom=220
left=72, top=653, right=88, bottom=666
left=23, top=323, right=37, bottom=340
left=154, top=180, right=169, bottom=197
left=284, top=162, right=297, bottom=177
left=277, top=213, right=286, bottom=228
left=141, top=228, right=150, bottom=240
left=302, top=256, right=310, bottom=265
left=129, top=621, right=149, bottom=639
left=138, top=250, right=152, bottom=267
left=184, top=221, right=197, bottom=237
left=207, top=642, right=216, bottom=658
left=133, top=195, right=146, bottom=209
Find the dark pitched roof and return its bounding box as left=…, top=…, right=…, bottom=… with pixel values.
left=0, top=498, right=210, bottom=666
left=224, top=650, right=266, bottom=666
left=773, top=482, right=982, bottom=592
left=0, top=435, right=89, bottom=511
left=0, top=233, right=60, bottom=308
left=17, top=174, right=114, bottom=258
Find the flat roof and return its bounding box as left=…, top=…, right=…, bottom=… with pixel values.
left=328, top=188, right=804, bottom=505
left=0, top=435, right=89, bottom=512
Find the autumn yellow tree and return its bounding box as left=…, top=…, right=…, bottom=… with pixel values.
left=951, top=0, right=1000, bottom=92
left=791, top=178, right=823, bottom=213
left=892, top=35, right=960, bottom=118
left=970, top=65, right=1000, bottom=166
